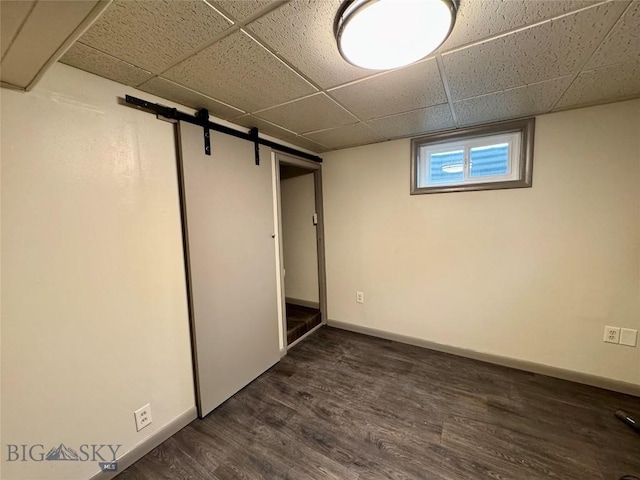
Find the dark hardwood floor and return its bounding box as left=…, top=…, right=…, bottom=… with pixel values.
left=286, top=303, right=322, bottom=344
left=116, top=327, right=640, bottom=480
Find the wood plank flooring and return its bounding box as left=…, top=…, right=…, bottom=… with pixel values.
left=116, top=327, right=640, bottom=480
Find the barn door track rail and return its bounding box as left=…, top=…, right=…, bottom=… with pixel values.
left=124, top=95, right=323, bottom=164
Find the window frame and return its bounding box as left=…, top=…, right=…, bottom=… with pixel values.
left=410, top=118, right=535, bottom=195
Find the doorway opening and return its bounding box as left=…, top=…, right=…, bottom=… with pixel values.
left=273, top=153, right=327, bottom=350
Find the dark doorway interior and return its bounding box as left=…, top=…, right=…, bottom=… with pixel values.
left=286, top=303, right=321, bottom=345
left=279, top=162, right=321, bottom=346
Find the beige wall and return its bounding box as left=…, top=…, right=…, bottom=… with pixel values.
left=323, top=99, right=640, bottom=386
left=1, top=64, right=196, bottom=479
left=281, top=172, right=319, bottom=304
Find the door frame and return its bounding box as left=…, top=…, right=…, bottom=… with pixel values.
left=272, top=151, right=328, bottom=354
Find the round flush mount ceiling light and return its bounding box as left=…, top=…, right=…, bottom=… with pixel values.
left=335, top=0, right=458, bottom=70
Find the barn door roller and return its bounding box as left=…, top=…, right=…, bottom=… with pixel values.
left=250, top=127, right=260, bottom=165
left=196, top=108, right=211, bottom=156
left=123, top=95, right=323, bottom=164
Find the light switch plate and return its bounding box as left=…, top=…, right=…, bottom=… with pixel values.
left=620, top=328, right=638, bottom=347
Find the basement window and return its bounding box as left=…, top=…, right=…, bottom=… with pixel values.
left=410, top=118, right=535, bottom=194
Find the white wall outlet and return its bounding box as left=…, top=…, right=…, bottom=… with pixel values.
left=134, top=403, right=152, bottom=432
left=620, top=328, right=638, bottom=347
left=603, top=326, right=620, bottom=344
left=356, top=291, right=364, bottom=304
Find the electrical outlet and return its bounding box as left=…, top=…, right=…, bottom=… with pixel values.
left=603, top=326, right=620, bottom=344
left=356, top=291, right=364, bottom=304
left=134, top=404, right=152, bottom=432
left=620, top=328, right=638, bottom=347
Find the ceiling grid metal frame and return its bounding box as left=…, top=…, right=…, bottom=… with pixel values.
left=435, top=54, right=459, bottom=127
left=48, top=0, right=640, bottom=152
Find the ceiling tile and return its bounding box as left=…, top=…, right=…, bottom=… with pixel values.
left=78, top=0, right=232, bottom=74
left=246, top=0, right=373, bottom=89
left=329, top=58, right=446, bottom=121
left=163, top=31, right=316, bottom=112
left=45, top=0, right=639, bottom=152
left=281, top=135, right=330, bottom=153
left=585, top=1, right=640, bottom=70
left=1, top=0, right=102, bottom=89
left=60, top=43, right=153, bottom=87
left=138, top=77, right=243, bottom=119
left=305, top=123, right=386, bottom=150
left=367, top=104, right=455, bottom=140
left=555, top=60, right=640, bottom=110
left=442, top=1, right=627, bottom=100
left=211, top=0, right=282, bottom=22
left=0, top=0, right=36, bottom=58
left=255, top=93, right=357, bottom=133
left=440, top=0, right=600, bottom=51
left=224, top=115, right=328, bottom=153
left=231, top=114, right=296, bottom=138
left=453, top=77, right=572, bottom=126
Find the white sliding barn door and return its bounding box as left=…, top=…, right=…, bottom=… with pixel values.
left=177, top=121, right=280, bottom=418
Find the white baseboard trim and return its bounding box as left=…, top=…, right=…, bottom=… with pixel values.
left=327, top=320, right=640, bottom=397
left=287, top=322, right=324, bottom=350
left=285, top=297, right=320, bottom=309
left=89, top=406, right=197, bottom=480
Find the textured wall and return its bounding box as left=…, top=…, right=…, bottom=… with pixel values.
left=323, top=99, right=640, bottom=386
left=1, top=64, right=195, bottom=479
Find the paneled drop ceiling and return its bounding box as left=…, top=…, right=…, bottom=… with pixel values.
left=56, top=0, right=640, bottom=152
left=0, top=0, right=110, bottom=90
